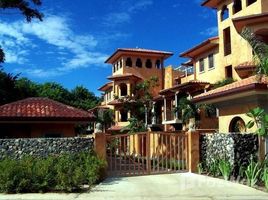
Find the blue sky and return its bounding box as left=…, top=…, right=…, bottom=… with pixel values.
left=0, top=0, right=218, bottom=96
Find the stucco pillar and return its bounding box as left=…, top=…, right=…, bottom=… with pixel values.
left=144, top=104, right=148, bottom=128
left=94, top=133, right=106, bottom=160
left=127, top=83, right=131, bottom=96
left=175, top=92, right=179, bottom=119
left=152, top=102, right=156, bottom=125
left=163, top=97, right=167, bottom=121
left=187, top=130, right=200, bottom=173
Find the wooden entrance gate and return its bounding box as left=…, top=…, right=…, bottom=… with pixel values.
left=106, top=132, right=188, bottom=176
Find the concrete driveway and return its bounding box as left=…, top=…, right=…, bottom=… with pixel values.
left=0, top=173, right=268, bottom=200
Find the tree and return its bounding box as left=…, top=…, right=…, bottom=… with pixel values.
left=246, top=107, right=268, bottom=136
left=15, top=78, right=38, bottom=99
left=70, top=86, right=100, bottom=110
left=240, top=27, right=268, bottom=76
left=0, top=68, right=18, bottom=105
left=0, top=0, right=43, bottom=62
left=241, top=27, right=268, bottom=136
left=36, top=82, right=72, bottom=104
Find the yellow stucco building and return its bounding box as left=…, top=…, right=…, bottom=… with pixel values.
left=95, top=0, right=268, bottom=136
left=188, top=0, right=268, bottom=134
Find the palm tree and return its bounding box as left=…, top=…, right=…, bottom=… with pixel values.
left=240, top=27, right=268, bottom=76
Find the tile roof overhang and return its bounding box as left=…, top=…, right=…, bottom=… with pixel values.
left=201, top=0, right=225, bottom=8
left=233, top=13, right=268, bottom=33
left=98, top=82, right=113, bottom=91
left=107, top=73, right=142, bottom=81
left=180, top=37, right=219, bottom=58
left=181, top=60, right=194, bottom=67
left=192, top=75, right=268, bottom=104
left=88, top=105, right=110, bottom=112
left=0, top=97, right=95, bottom=122
left=108, top=125, right=126, bottom=131
left=105, top=48, right=174, bottom=64
left=235, top=61, right=256, bottom=78
left=159, top=81, right=210, bottom=96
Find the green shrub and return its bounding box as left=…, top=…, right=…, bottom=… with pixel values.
left=197, top=163, right=204, bottom=174
left=245, top=158, right=262, bottom=187
left=208, top=159, right=220, bottom=177
left=0, top=152, right=107, bottom=193
left=218, top=159, right=231, bottom=181
left=262, top=168, right=268, bottom=191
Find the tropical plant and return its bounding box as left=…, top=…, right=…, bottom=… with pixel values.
left=197, top=163, right=204, bottom=175
left=208, top=159, right=221, bottom=177
left=262, top=168, right=268, bottom=191
left=245, top=157, right=262, bottom=187
left=212, top=78, right=235, bottom=89
left=121, top=117, right=147, bottom=134
left=175, top=96, right=199, bottom=124
left=218, top=159, right=232, bottom=180
left=246, top=107, right=268, bottom=136
left=241, top=27, right=268, bottom=74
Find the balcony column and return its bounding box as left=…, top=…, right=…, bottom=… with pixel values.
left=163, top=96, right=167, bottom=121
left=152, top=102, right=156, bottom=125
left=175, top=92, right=179, bottom=119
left=127, top=83, right=131, bottom=96
left=144, top=104, right=148, bottom=128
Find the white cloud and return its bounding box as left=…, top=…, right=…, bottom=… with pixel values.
left=0, top=15, right=109, bottom=77
left=103, top=0, right=153, bottom=27
left=200, top=26, right=218, bottom=36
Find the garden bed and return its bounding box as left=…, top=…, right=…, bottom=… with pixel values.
left=0, top=152, right=106, bottom=193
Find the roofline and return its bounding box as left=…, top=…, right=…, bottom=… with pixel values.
left=105, top=48, right=174, bottom=64
left=233, top=12, right=268, bottom=33
left=192, top=83, right=268, bottom=103
left=180, top=37, right=219, bottom=58
left=107, top=74, right=142, bottom=81
left=201, top=0, right=222, bottom=9
left=98, top=82, right=113, bottom=91
left=0, top=117, right=95, bottom=122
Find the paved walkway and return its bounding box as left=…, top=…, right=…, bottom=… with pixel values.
left=0, top=173, right=268, bottom=200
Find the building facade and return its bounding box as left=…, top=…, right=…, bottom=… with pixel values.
left=96, top=0, right=268, bottom=135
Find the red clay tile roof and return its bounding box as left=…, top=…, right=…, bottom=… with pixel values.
left=160, top=80, right=210, bottom=95
left=233, top=13, right=268, bottom=33
left=105, top=48, right=173, bottom=63
left=98, top=82, right=113, bottom=91
left=107, top=73, right=142, bottom=80
left=235, top=61, right=256, bottom=70
left=0, top=97, right=95, bottom=122
left=201, top=0, right=224, bottom=8
left=108, top=125, right=125, bottom=131
left=193, top=75, right=268, bottom=102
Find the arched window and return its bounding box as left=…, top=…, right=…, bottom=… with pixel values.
left=155, top=60, right=161, bottom=69
left=233, top=0, right=242, bottom=14
left=136, top=58, right=142, bottom=68
left=120, top=83, right=127, bottom=97
left=221, top=5, right=229, bottom=21
left=229, top=117, right=246, bottom=133
left=126, top=57, right=132, bottom=67
left=118, top=60, right=122, bottom=69
left=120, top=110, right=128, bottom=122
left=145, top=59, right=152, bottom=68
left=113, top=64, right=116, bottom=73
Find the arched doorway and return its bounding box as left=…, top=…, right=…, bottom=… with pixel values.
left=229, top=117, right=246, bottom=133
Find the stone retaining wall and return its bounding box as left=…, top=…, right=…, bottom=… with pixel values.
left=0, top=137, right=94, bottom=159
left=200, top=133, right=258, bottom=176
